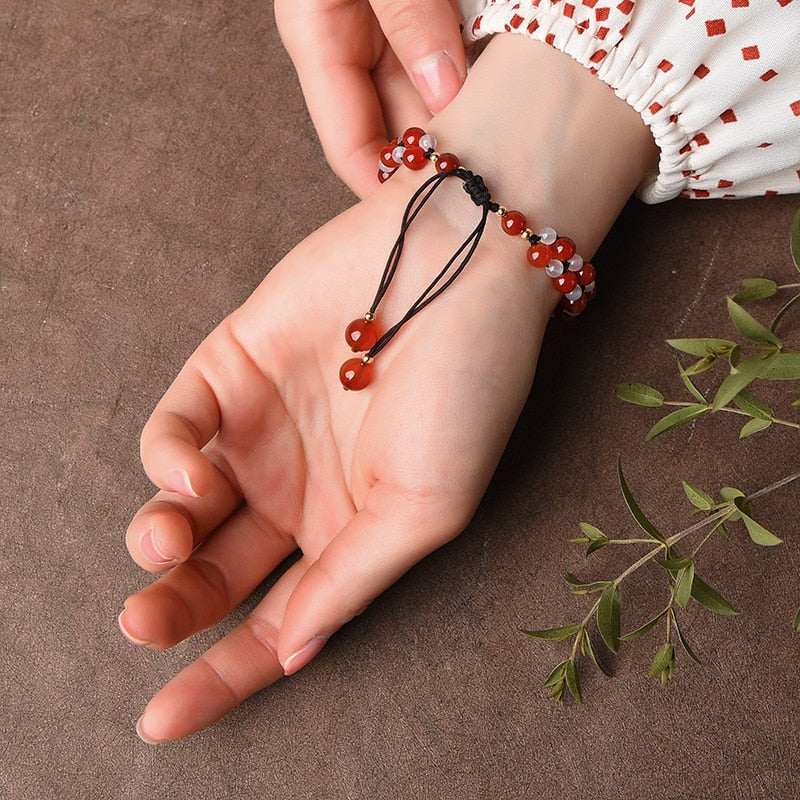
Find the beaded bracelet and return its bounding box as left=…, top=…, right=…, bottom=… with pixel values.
left=339, top=127, right=596, bottom=391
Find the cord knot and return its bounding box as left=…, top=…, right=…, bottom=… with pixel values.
left=462, top=171, right=492, bottom=208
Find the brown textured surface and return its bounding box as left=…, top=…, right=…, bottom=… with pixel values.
left=2, top=3, right=799, bottom=798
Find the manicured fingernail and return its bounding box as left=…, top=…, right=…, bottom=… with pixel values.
left=139, top=529, right=174, bottom=565
left=118, top=610, right=152, bottom=647
left=412, top=51, right=464, bottom=111
left=164, top=468, right=199, bottom=498
left=136, top=716, right=163, bottom=745
left=282, top=636, right=328, bottom=676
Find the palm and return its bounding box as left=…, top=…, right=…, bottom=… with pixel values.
left=122, top=182, right=549, bottom=742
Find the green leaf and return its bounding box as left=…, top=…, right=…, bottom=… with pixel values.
left=726, top=297, right=782, bottom=347
left=732, top=390, right=774, bottom=420
left=771, top=293, right=800, bottom=335
left=615, top=383, right=665, bottom=407
left=597, top=583, right=622, bottom=653
left=578, top=522, right=606, bottom=541
left=666, top=338, right=736, bottom=357
left=657, top=556, right=694, bottom=571
left=674, top=563, right=695, bottom=609
left=565, top=659, right=583, bottom=703
left=621, top=609, right=668, bottom=642
left=564, top=574, right=610, bottom=594
left=712, top=353, right=779, bottom=410
left=580, top=629, right=612, bottom=676
left=645, top=404, right=709, bottom=441
left=731, top=278, right=778, bottom=303
left=793, top=608, right=800, bottom=632
left=739, top=417, right=772, bottom=438
left=761, top=353, right=800, bottom=380
left=649, top=642, right=675, bottom=679
left=691, top=574, right=738, bottom=616
left=673, top=616, right=703, bottom=665
left=682, top=481, right=715, bottom=511
left=586, top=537, right=610, bottom=555
left=618, top=460, right=665, bottom=542
left=736, top=508, right=783, bottom=546
left=721, top=487, right=745, bottom=521
left=521, top=624, right=582, bottom=641
left=679, top=363, right=707, bottom=403
left=543, top=660, right=569, bottom=688
left=791, top=207, right=800, bottom=273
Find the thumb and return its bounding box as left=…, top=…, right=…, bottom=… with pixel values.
left=372, top=0, right=466, bottom=113
left=277, top=499, right=462, bottom=675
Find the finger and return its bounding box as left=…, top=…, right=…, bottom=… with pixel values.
left=277, top=482, right=467, bottom=674
left=275, top=0, right=427, bottom=196
left=118, top=506, right=296, bottom=650
left=371, top=0, right=466, bottom=113
left=133, top=558, right=307, bottom=743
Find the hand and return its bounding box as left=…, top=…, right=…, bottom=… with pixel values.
left=119, top=171, right=553, bottom=743
left=274, top=0, right=466, bottom=197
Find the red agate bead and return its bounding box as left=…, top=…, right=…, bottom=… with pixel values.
left=345, top=317, right=380, bottom=352
left=435, top=153, right=460, bottom=172
left=564, top=293, right=588, bottom=315
left=527, top=242, right=555, bottom=268
left=401, top=127, right=426, bottom=148
left=379, top=143, right=398, bottom=168
left=552, top=237, right=577, bottom=261
left=576, top=262, right=595, bottom=286
left=378, top=169, right=394, bottom=183
left=501, top=210, right=527, bottom=236
left=402, top=145, right=427, bottom=169
left=339, top=358, right=373, bottom=391
left=554, top=272, right=579, bottom=294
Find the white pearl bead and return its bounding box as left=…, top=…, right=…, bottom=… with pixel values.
left=378, top=160, right=395, bottom=173
left=539, top=227, right=557, bottom=245
left=419, top=133, right=437, bottom=151
left=545, top=259, right=565, bottom=278
left=392, top=145, right=406, bottom=164
left=583, top=280, right=596, bottom=293
left=567, top=254, right=584, bottom=271
left=566, top=286, right=583, bottom=302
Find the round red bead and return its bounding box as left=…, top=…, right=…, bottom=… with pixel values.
left=576, top=262, right=595, bottom=286
left=527, top=242, right=555, bottom=268
left=564, top=293, right=588, bottom=315
left=552, top=237, right=577, bottom=261
left=554, top=272, right=579, bottom=294
left=402, top=145, right=427, bottom=170
left=501, top=210, right=527, bottom=236
left=339, top=358, right=373, bottom=391
left=345, top=317, right=380, bottom=352
left=377, top=169, right=394, bottom=183
left=379, top=144, right=397, bottom=168
left=401, top=127, right=426, bottom=148
left=435, top=153, right=460, bottom=172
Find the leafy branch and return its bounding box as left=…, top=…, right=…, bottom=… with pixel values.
left=525, top=208, right=800, bottom=704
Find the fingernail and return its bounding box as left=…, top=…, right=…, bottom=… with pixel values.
left=136, top=715, right=163, bottom=745
left=139, top=529, right=174, bottom=565
left=282, top=636, right=328, bottom=676
left=164, top=468, right=199, bottom=498
left=118, top=610, right=152, bottom=647
left=411, top=51, right=464, bottom=112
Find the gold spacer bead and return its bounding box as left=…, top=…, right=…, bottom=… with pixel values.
left=364, top=311, right=375, bottom=322
left=496, top=205, right=507, bottom=217
left=522, top=228, right=534, bottom=240
left=430, top=151, right=440, bottom=162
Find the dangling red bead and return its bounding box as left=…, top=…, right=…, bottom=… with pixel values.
left=401, top=127, right=426, bottom=148
left=339, top=358, right=373, bottom=391
left=501, top=210, right=527, bottom=236
left=435, top=153, right=461, bottom=172
left=345, top=317, right=381, bottom=352
left=527, top=242, right=555, bottom=268
left=402, top=145, right=427, bottom=169
left=552, top=237, right=577, bottom=261
left=378, top=169, right=394, bottom=183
